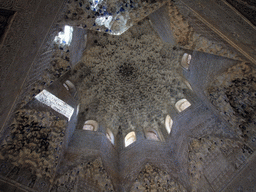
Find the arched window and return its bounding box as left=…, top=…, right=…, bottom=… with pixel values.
left=63, top=80, right=77, bottom=96
left=63, top=83, right=69, bottom=90
left=106, top=128, right=114, bottom=144
left=83, top=120, right=98, bottom=131
left=125, top=131, right=136, bottom=147
left=165, top=115, right=173, bottom=134
left=184, top=80, right=193, bottom=91
left=76, top=104, right=80, bottom=115
left=175, top=99, right=191, bottom=112
left=145, top=129, right=160, bottom=141
left=181, top=53, right=192, bottom=70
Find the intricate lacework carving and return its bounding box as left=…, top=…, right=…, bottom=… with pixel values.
left=69, top=20, right=189, bottom=134
left=51, top=158, right=115, bottom=192
left=207, top=62, right=256, bottom=145
left=0, top=109, right=67, bottom=179
left=131, top=163, right=187, bottom=191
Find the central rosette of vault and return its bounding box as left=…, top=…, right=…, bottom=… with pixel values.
left=117, top=63, right=137, bottom=82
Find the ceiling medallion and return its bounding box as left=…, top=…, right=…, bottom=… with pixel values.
left=117, top=63, right=137, bottom=82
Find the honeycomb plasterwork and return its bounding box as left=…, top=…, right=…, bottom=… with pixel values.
left=0, top=0, right=255, bottom=191
left=70, top=19, right=189, bottom=134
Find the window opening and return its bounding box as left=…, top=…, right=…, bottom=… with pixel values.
left=181, top=53, right=192, bottom=70
left=106, top=128, right=114, bottom=144
left=65, top=80, right=75, bottom=90
left=54, top=25, right=73, bottom=46
left=64, top=80, right=76, bottom=96
left=125, top=131, right=136, bottom=147
left=35, top=90, right=74, bottom=120
left=145, top=130, right=159, bottom=141
left=83, top=124, right=94, bottom=131
left=175, top=99, right=191, bottom=112
left=63, top=83, right=69, bottom=90
left=83, top=120, right=98, bottom=131
left=165, top=115, right=173, bottom=134
left=76, top=104, right=80, bottom=115
left=184, top=80, right=193, bottom=91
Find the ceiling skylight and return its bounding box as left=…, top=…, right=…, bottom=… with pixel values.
left=54, top=25, right=73, bottom=45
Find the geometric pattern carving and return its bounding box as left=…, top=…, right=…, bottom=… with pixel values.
left=207, top=62, right=256, bottom=148
left=203, top=151, right=235, bottom=191
left=188, top=136, right=253, bottom=191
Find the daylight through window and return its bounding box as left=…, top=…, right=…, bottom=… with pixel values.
left=175, top=99, right=191, bottom=112
left=35, top=90, right=74, bottom=120
left=125, top=131, right=136, bottom=147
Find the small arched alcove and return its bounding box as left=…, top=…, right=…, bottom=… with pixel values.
left=125, top=131, right=136, bottom=147
left=106, top=128, right=114, bottom=145
left=145, top=129, right=160, bottom=141
left=181, top=53, right=192, bottom=70
left=175, top=99, right=191, bottom=112
left=83, top=120, right=99, bottom=131
left=165, top=115, right=173, bottom=134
